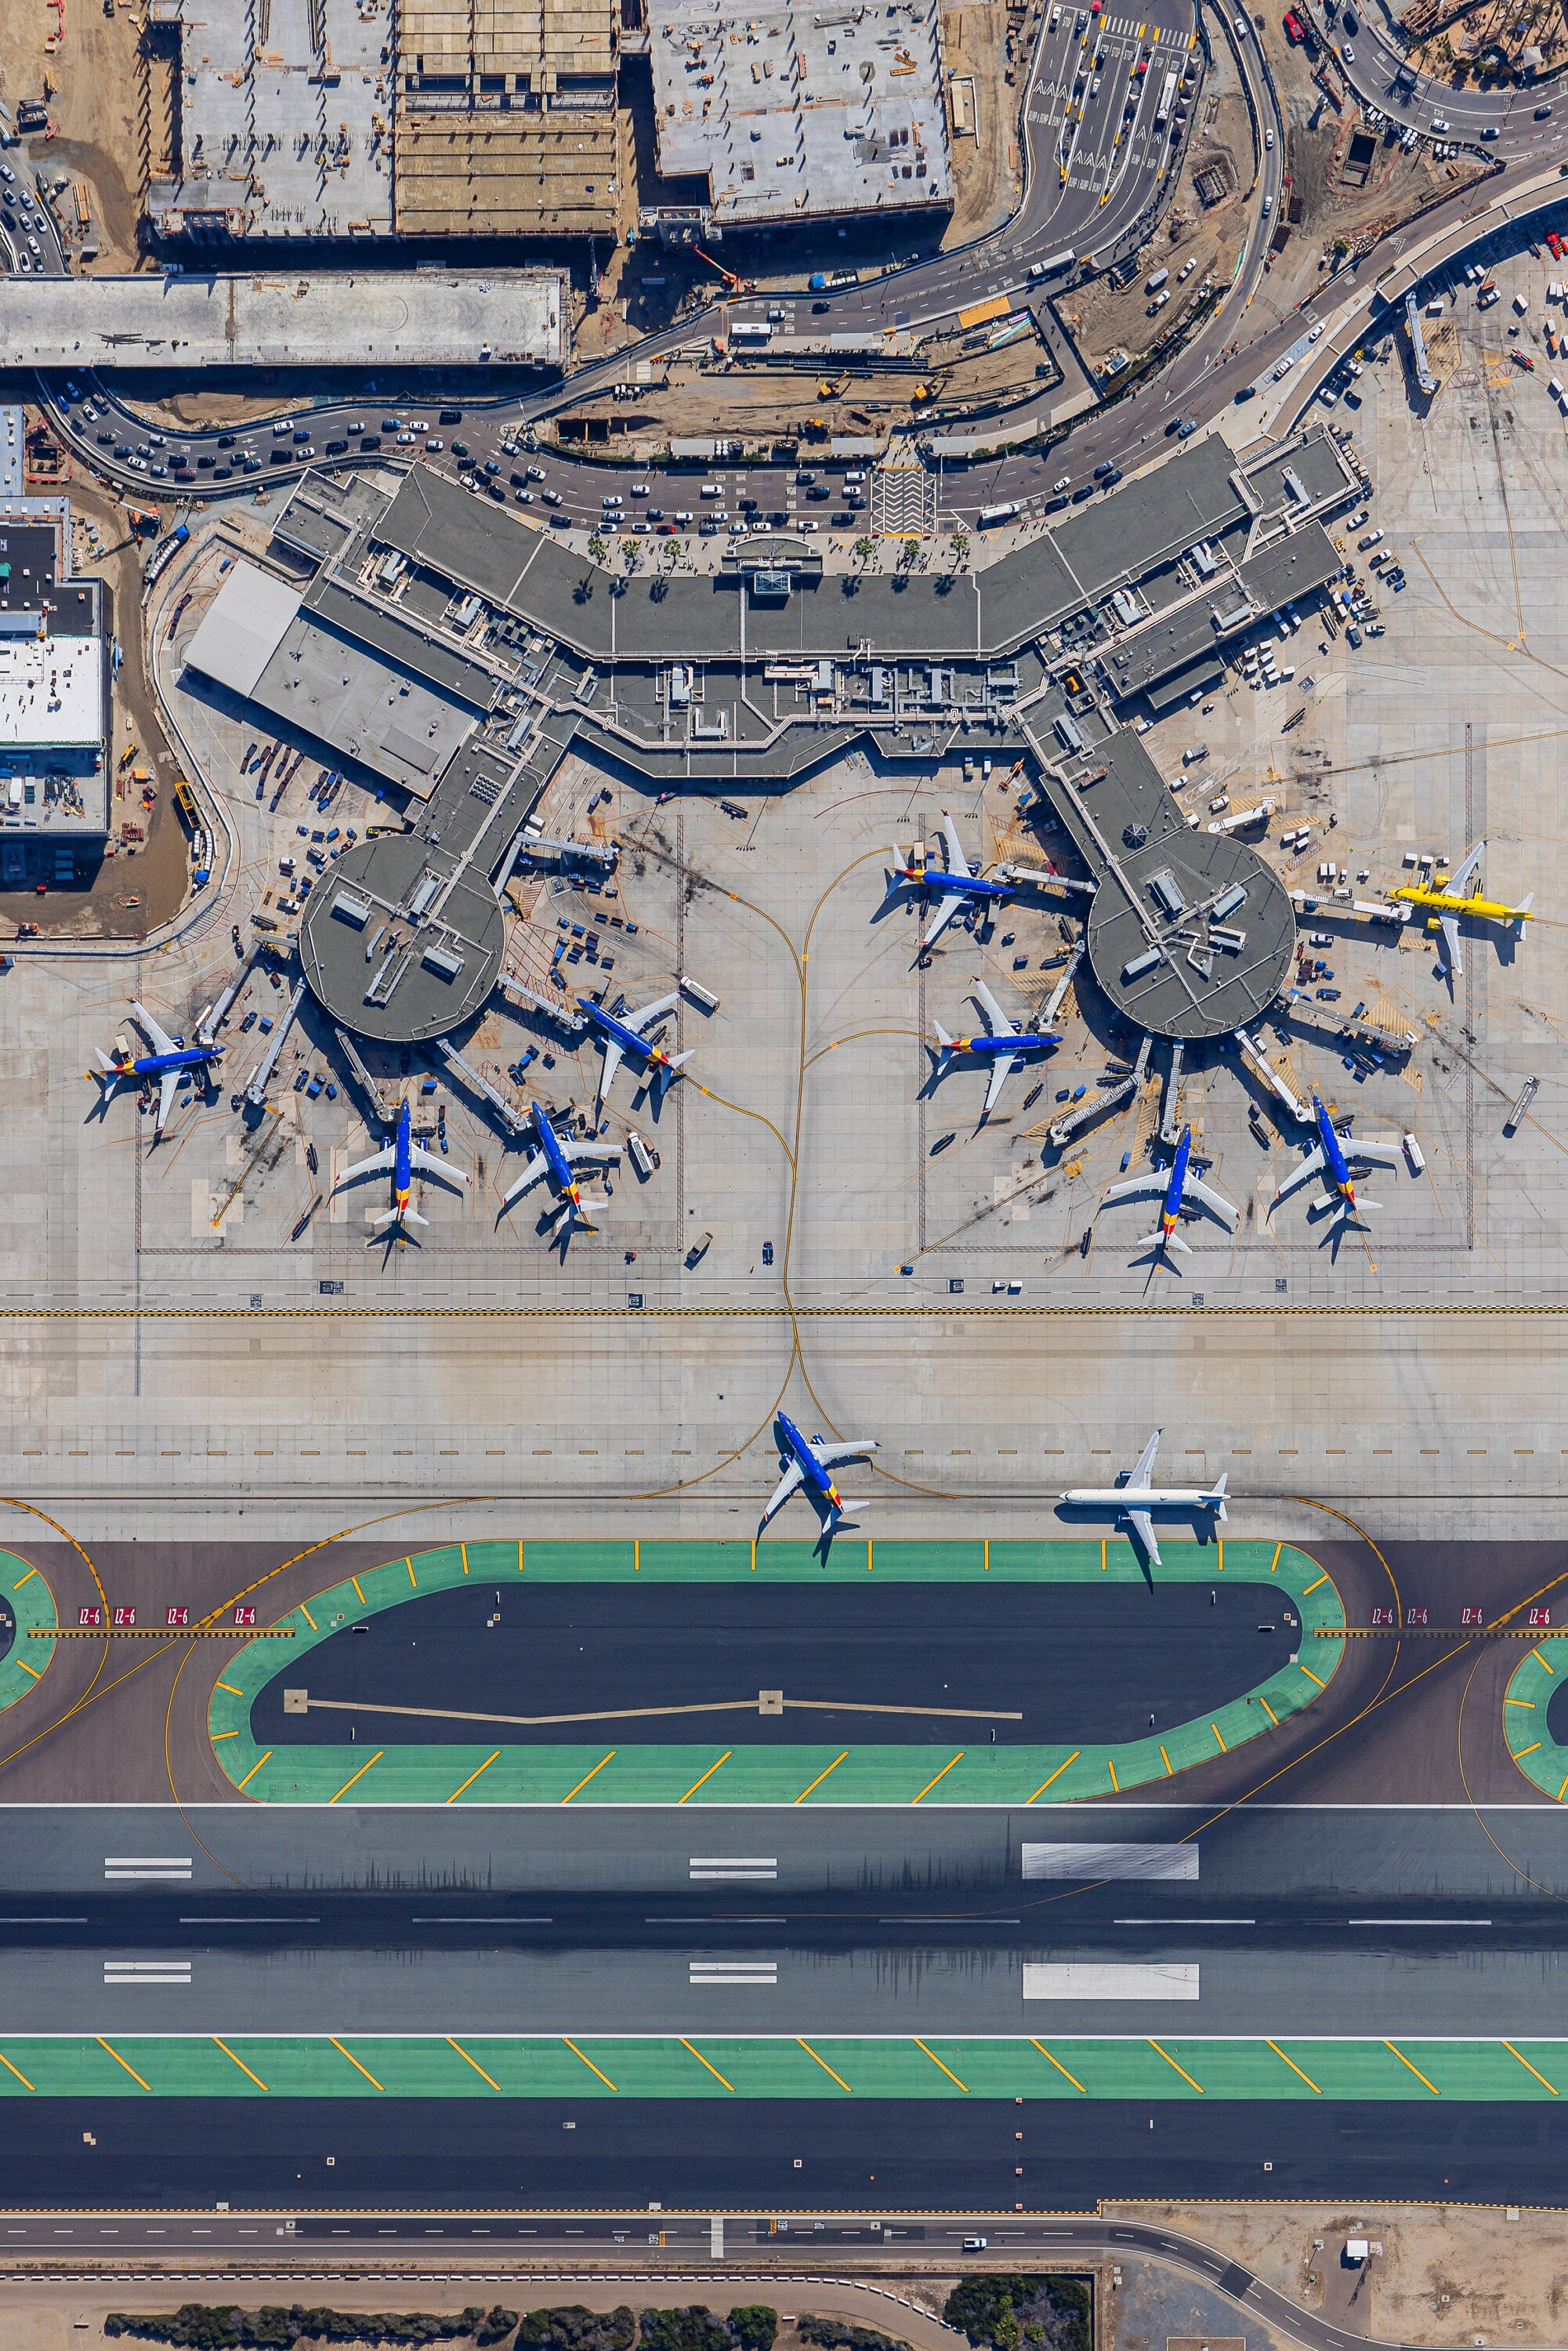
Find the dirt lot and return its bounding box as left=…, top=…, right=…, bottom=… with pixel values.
left=1403, top=0, right=1568, bottom=91
left=942, top=0, right=1028, bottom=243
left=1114, top=2201, right=1568, bottom=2344
left=0, top=0, right=146, bottom=271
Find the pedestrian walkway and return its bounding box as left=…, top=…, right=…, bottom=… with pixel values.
left=206, top=1538, right=1345, bottom=1806
left=0, top=2032, right=1559, bottom=2100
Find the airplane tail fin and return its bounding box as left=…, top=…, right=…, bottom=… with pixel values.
left=932, top=1020, right=956, bottom=1068
left=659, top=1051, right=694, bottom=1080
left=92, top=1048, right=117, bottom=1078
left=1208, top=1471, right=1229, bottom=1520
left=1517, top=896, right=1535, bottom=929
left=403, top=1207, right=429, bottom=1228
left=831, top=1501, right=873, bottom=1522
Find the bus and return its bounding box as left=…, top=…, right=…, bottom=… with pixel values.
left=978, top=502, right=1020, bottom=527
left=1156, top=67, right=1178, bottom=122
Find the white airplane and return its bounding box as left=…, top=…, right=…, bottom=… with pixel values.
left=1099, top=1125, right=1237, bottom=1259
left=931, top=981, right=1062, bottom=1117
left=335, top=1099, right=469, bottom=1234
left=759, top=1412, right=878, bottom=1540
left=1270, top=1094, right=1403, bottom=1231
left=1060, top=1428, right=1228, bottom=1570
left=499, top=1101, right=620, bottom=1235
left=583, top=991, right=692, bottom=1118
left=884, top=813, right=1016, bottom=951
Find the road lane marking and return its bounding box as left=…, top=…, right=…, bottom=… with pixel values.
left=690, top=1857, right=778, bottom=1881
left=690, top=1960, right=777, bottom=1984
left=103, top=1858, right=190, bottom=1882
left=103, top=1960, right=192, bottom=1986
left=1024, top=1963, right=1200, bottom=1998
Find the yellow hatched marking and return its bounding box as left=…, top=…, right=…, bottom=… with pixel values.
left=1502, top=2041, right=1559, bottom=2095
left=215, top=1680, right=243, bottom=1697
left=236, top=1750, right=272, bottom=1791
left=212, top=1730, right=238, bottom=1741
left=797, top=2039, right=853, bottom=2094
left=299, top=1604, right=317, bottom=1632
left=1216, top=1541, right=1223, bottom=1574
left=331, top=2038, right=384, bottom=2090
left=406, top=1559, right=417, bottom=1588
left=96, top=2040, right=153, bottom=2092
left=911, top=1751, right=965, bottom=1803
left=1101, top=1539, right=1107, bottom=1573
left=1302, top=1572, right=1331, bottom=1595
left=562, top=1751, right=616, bottom=1803
left=634, top=1539, right=640, bottom=1573
left=0, top=2049, right=34, bottom=2091
left=1030, top=2039, right=1086, bottom=2092
left=1027, top=1751, right=1080, bottom=1800
left=12, top=1568, right=37, bottom=1588
left=679, top=1751, right=733, bottom=1802
left=795, top=1751, right=849, bottom=1802
left=16, top=1659, right=40, bottom=1680
left=983, top=1539, right=990, bottom=1573
left=329, top=1751, right=383, bottom=1802
left=461, top=1544, right=469, bottom=1577
left=563, top=2038, right=618, bottom=2092
left=867, top=1541, right=874, bottom=1574
left=680, top=2038, right=735, bottom=2092
left=446, top=2038, right=504, bottom=2092
left=1269, top=1541, right=1282, bottom=1574
left=1513, top=1741, right=1541, bottom=1759
left=1299, top=1662, right=1327, bottom=1689
left=1149, top=2040, right=1203, bottom=2092
left=1542, top=1652, right=1556, bottom=1674
left=1259, top=1694, right=1278, bottom=1726
left=1384, top=2041, right=1439, bottom=2094
left=1266, top=2040, right=1320, bottom=2093
left=447, top=1751, right=502, bottom=1804
left=1506, top=1697, right=1535, bottom=1707
left=914, top=2038, right=969, bottom=2092
left=1159, top=1744, right=1171, bottom=1776
left=1211, top=1722, right=1226, bottom=1752
left=351, top=1578, right=366, bottom=1606
left=517, top=1540, right=524, bottom=1575
left=1107, top=1757, right=1119, bottom=1792
left=213, top=2038, right=269, bottom=2092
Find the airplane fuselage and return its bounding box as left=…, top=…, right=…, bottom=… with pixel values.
left=900, top=866, right=1012, bottom=906
left=1061, top=1483, right=1222, bottom=1511
left=1392, top=885, right=1533, bottom=926
left=949, top=1031, right=1058, bottom=1060
left=113, top=1045, right=217, bottom=1082
left=588, top=1004, right=677, bottom=1073
left=534, top=1104, right=580, bottom=1205
left=776, top=1411, right=842, bottom=1509
left=1160, top=1128, right=1193, bottom=1237
left=1313, top=1098, right=1356, bottom=1204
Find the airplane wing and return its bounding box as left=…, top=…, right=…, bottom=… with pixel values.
left=131, top=1001, right=178, bottom=1057
left=1186, top=1176, right=1240, bottom=1230
left=335, top=1143, right=397, bottom=1186
left=983, top=1052, right=1018, bottom=1114
left=154, top=1069, right=179, bottom=1133
left=407, top=1143, right=470, bottom=1187
left=565, top=1142, right=621, bottom=1168
left=1347, top=1138, right=1403, bottom=1170
left=1447, top=840, right=1485, bottom=895
left=1438, top=912, right=1462, bottom=976
left=921, top=891, right=969, bottom=950
left=1273, top=1147, right=1327, bottom=1204
left=1130, top=1429, right=1161, bottom=1486
left=500, top=1150, right=550, bottom=1207
left=759, top=1459, right=806, bottom=1528
left=972, top=982, right=1010, bottom=1035
left=940, top=813, right=972, bottom=881
left=595, top=1035, right=627, bottom=1110
left=623, top=991, right=679, bottom=1037
left=1124, top=1509, right=1163, bottom=1570
left=815, top=1438, right=878, bottom=1468
left=1102, top=1172, right=1164, bottom=1206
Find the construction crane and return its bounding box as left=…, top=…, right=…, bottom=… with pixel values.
left=695, top=246, right=754, bottom=295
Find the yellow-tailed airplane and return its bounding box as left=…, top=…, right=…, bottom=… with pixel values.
left=1390, top=839, right=1533, bottom=976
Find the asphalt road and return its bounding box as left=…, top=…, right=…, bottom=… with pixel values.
left=248, top=1578, right=1295, bottom=1749
left=0, top=2095, right=1562, bottom=2209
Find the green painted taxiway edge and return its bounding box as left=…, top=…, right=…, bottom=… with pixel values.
left=0, top=1552, right=56, bottom=1714
left=0, top=2034, right=1556, bottom=2101
left=207, top=1537, right=1342, bottom=1805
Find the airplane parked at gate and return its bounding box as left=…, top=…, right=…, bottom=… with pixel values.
left=334, top=1097, right=469, bottom=1237
left=584, top=991, right=692, bottom=1118
left=931, top=981, right=1060, bottom=1116
left=759, top=1413, right=878, bottom=1541
left=1099, top=1124, right=1238, bottom=1260
left=1390, top=839, right=1533, bottom=977
left=500, top=1100, right=619, bottom=1236
left=883, top=813, right=1016, bottom=951
left=1060, top=1428, right=1228, bottom=1571
left=1269, top=1094, right=1402, bottom=1231
left=86, top=1002, right=223, bottom=1136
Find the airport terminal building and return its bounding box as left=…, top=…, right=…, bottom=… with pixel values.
left=181, top=429, right=1354, bottom=1054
